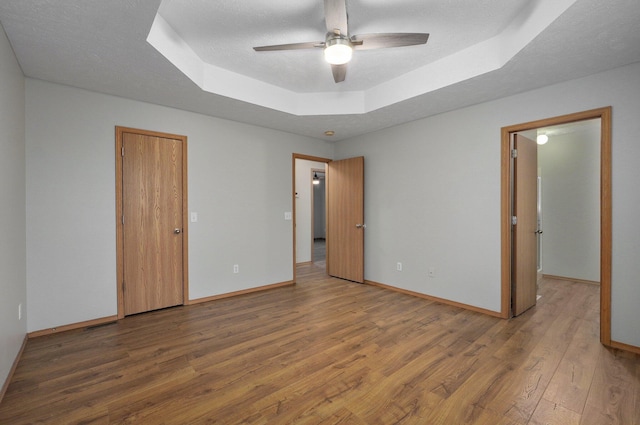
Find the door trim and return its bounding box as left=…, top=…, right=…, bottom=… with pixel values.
left=115, top=126, right=189, bottom=319
left=500, top=107, right=612, bottom=346
left=292, top=154, right=331, bottom=282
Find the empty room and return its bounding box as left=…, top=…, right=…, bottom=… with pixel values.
left=1, top=0, right=639, bottom=423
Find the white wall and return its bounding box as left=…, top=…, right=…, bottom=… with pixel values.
left=335, top=62, right=640, bottom=347
left=295, top=159, right=326, bottom=263
left=313, top=176, right=326, bottom=239
left=0, top=24, right=27, bottom=390
left=25, top=79, right=333, bottom=331
left=18, top=58, right=640, bottom=348
left=539, top=124, right=600, bottom=282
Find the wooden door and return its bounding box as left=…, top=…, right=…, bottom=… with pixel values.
left=327, top=156, right=365, bottom=283
left=512, top=134, right=538, bottom=315
left=118, top=129, right=187, bottom=316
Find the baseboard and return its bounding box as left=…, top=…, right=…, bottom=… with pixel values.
left=27, top=280, right=297, bottom=337
left=365, top=280, right=504, bottom=318
left=0, top=334, right=28, bottom=404
left=542, top=274, right=600, bottom=286
left=28, top=315, right=118, bottom=339
left=610, top=339, right=640, bottom=355
left=188, top=280, right=295, bottom=305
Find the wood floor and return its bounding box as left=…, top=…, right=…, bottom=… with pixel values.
left=1, top=264, right=639, bottom=424
left=314, top=238, right=326, bottom=267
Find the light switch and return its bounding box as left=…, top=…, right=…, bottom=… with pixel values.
left=284, top=212, right=292, bottom=220
left=191, top=212, right=198, bottom=222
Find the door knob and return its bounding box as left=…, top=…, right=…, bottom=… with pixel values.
left=356, top=223, right=366, bottom=229
left=174, top=228, right=181, bottom=234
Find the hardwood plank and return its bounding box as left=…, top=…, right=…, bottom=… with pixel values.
left=1, top=270, right=638, bottom=424
left=492, top=315, right=582, bottom=422
left=422, top=355, right=518, bottom=424
left=529, top=398, right=581, bottom=425
left=541, top=304, right=602, bottom=414
left=315, top=407, right=368, bottom=425
left=581, top=347, right=639, bottom=425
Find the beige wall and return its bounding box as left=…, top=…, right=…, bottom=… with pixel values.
left=25, top=79, right=334, bottom=331
left=538, top=121, right=600, bottom=282
left=11, top=51, right=640, bottom=350
left=0, top=23, right=27, bottom=389
left=336, top=62, right=640, bottom=347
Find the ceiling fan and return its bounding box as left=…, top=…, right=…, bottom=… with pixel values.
left=253, top=0, right=429, bottom=83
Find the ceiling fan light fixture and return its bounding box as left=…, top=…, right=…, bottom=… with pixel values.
left=252, top=0, right=430, bottom=83
left=324, top=37, right=353, bottom=65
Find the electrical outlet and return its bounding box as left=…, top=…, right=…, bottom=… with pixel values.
left=18, top=303, right=22, bottom=320
left=233, top=264, right=239, bottom=274
left=428, top=267, right=436, bottom=278
left=396, top=262, right=402, bottom=271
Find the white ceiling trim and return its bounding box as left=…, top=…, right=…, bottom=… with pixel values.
left=368, top=0, right=578, bottom=111
left=147, top=14, right=365, bottom=116
left=148, top=0, right=577, bottom=117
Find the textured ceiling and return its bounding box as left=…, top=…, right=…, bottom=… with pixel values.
left=1, top=0, right=639, bottom=141
left=157, top=0, right=530, bottom=92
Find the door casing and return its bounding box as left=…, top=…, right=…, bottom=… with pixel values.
left=115, top=126, right=189, bottom=319
left=500, top=107, right=611, bottom=346
left=292, top=154, right=331, bottom=282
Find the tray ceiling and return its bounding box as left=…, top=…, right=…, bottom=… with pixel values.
left=1, top=0, right=639, bottom=140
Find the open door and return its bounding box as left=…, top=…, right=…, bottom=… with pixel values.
left=327, top=156, right=365, bottom=283
left=502, top=107, right=611, bottom=343
left=512, top=134, right=538, bottom=315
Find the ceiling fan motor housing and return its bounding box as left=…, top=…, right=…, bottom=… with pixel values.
left=324, top=33, right=353, bottom=65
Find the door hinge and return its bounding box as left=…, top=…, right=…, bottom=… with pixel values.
left=512, top=216, right=517, bottom=225
left=122, top=280, right=125, bottom=291
left=121, top=146, right=125, bottom=157
left=511, top=149, right=518, bottom=158
left=122, top=215, right=125, bottom=225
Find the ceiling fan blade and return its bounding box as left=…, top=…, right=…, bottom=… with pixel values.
left=254, top=41, right=324, bottom=52
left=331, top=64, right=347, bottom=83
left=351, top=33, right=429, bottom=50
left=324, top=0, right=348, bottom=34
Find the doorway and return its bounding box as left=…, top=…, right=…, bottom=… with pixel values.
left=535, top=119, right=601, bottom=285
left=500, top=107, right=612, bottom=345
left=312, top=169, right=326, bottom=266
left=292, top=154, right=331, bottom=282
left=115, top=127, right=189, bottom=318
left=292, top=154, right=365, bottom=284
